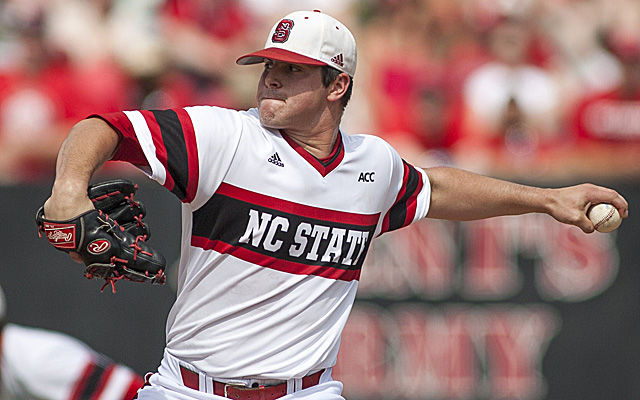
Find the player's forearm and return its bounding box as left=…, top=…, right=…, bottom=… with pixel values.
left=424, top=166, right=550, bottom=221
left=46, top=118, right=121, bottom=219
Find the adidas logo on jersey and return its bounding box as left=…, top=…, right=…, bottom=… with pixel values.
left=268, top=152, right=284, bottom=167
left=331, top=53, right=344, bottom=68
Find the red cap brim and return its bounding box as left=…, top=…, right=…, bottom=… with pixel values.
left=236, top=48, right=327, bottom=66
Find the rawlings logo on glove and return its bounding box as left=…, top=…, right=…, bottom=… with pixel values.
left=36, top=179, right=166, bottom=292
left=87, top=239, right=111, bottom=254
left=43, top=223, right=76, bottom=248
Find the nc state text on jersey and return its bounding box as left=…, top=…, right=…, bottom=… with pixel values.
left=191, top=183, right=379, bottom=277
left=239, top=209, right=371, bottom=267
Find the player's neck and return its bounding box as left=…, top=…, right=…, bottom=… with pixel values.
left=281, top=127, right=340, bottom=159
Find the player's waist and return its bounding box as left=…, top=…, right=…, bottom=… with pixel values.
left=159, top=350, right=330, bottom=399
left=179, top=364, right=326, bottom=399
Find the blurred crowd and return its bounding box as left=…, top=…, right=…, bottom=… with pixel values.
left=1, top=0, right=640, bottom=184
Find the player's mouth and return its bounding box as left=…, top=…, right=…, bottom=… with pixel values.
left=259, top=94, right=286, bottom=102
left=258, top=97, right=286, bottom=108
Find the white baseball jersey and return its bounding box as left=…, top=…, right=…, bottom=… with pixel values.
left=96, top=106, right=431, bottom=379
left=0, top=323, right=143, bottom=400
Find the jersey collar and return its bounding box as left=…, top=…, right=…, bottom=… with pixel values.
left=280, top=130, right=344, bottom=177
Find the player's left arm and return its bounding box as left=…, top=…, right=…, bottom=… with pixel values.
left=423, top=166, right=628, bottom=233
left=45, top=118, right=121, bottom=221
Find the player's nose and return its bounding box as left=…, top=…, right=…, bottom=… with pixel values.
left=264, top=74, right=282, bottom=89
left=261, top=68, right=282, bottom=89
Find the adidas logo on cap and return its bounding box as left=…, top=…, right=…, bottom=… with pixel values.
left=330, top=53, right=344, bottom=68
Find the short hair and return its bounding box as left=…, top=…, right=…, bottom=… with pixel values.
left=321, top=66, right=353, bottom=110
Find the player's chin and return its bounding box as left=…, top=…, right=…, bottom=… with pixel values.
left=258, top=109, right=283, bottom=129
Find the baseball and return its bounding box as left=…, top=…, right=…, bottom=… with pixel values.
left=588, top=203, right=622, bottom=233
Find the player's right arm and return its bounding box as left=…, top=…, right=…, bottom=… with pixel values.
left=43, top=118, right=120, bottom=222
left=424, top=166, right=628, bottom=233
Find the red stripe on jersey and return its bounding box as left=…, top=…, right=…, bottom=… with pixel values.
left=381, top=216, right=390, bottom=234
left=216, top=182, right=379, bottom=226
left=89, top=364, right=115, bottom=400
left=405, top=171, right=423, bottom=222
left=398, top=162, right=422, bottom=224
left=174, top=108, right=199, bottom=203
left=192, top=237, right=361, bottom=281
left=124, top=375, right=145, bottom=400
left=140, top=110, right=176, bottom=193
left=93, top=113, right=149, bottom=167
left=69, top=362, right=94, bottom=400
left=380, top=162, right=424, bottom=234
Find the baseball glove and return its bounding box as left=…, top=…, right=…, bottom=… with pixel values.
left=87, top=179, right=150, bottom=239
left=36, top=179, right=166, bottom=292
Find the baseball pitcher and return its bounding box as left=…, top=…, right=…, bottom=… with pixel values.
left=38, top=10, right=628, bottom=400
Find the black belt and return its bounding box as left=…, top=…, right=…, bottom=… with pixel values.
left=179, top=366, right=324, bottom=399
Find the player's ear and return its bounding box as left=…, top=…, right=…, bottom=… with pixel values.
left=327, top=73, right=350, bottom=103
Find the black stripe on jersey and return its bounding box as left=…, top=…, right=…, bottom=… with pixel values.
left=72, top=358, right=112, bottom=400
left=152, top=109, right=189, bottom=200
left=192, top=192, right=376, bottom=271
left=386, top=161, right=421, bottom=231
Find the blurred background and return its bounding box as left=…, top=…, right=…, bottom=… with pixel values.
left=0, top=0, right=639, bottom=399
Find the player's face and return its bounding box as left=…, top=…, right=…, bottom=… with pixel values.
left=256, top=60, right=331, bottom=132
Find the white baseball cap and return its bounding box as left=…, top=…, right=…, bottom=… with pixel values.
left=236, top=10, right=357, bottom=77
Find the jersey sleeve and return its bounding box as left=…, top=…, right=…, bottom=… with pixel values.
left=2, top=324, right=143, bottom=400
left=67, top=355, right=145, bottom=400
left=379, top=156, right=431, bottom=235
left=92, top=106, right=242, bottom=205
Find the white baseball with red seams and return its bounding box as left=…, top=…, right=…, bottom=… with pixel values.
left=588, top=203, right=622, bottom=233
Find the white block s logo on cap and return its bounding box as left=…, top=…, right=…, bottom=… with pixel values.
left=272, top=19, right=294, bottom=43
